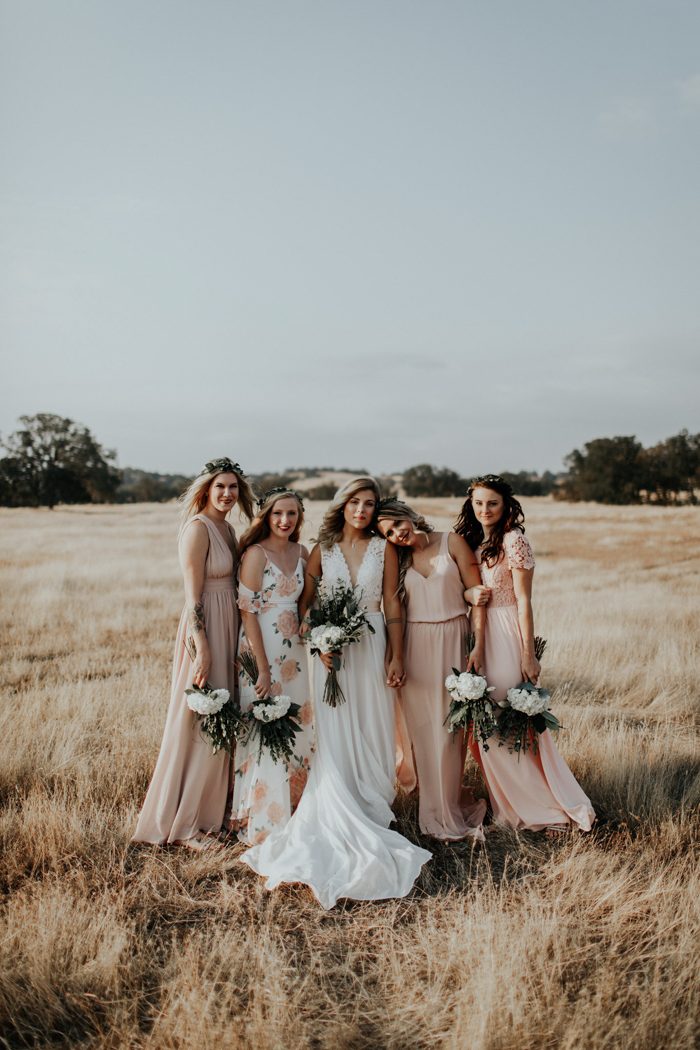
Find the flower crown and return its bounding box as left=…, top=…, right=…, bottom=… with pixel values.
left=199, top=457, right=244, bottom=478
left=469, top=474, right=510, bottom=493
left=256, top=486, right=305, bottom=512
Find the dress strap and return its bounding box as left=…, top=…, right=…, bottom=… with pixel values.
left=439, top=530, right=450, bottom=556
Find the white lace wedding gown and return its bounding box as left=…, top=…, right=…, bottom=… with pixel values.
left=241, top=536, right=432, bottom=909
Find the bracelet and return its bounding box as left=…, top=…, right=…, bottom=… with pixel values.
left=385, top=617, right=403, bottom=625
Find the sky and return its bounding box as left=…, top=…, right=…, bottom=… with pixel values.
left=1, top=0, right=698, bottom=477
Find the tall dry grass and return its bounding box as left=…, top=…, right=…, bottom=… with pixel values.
left=0, top=499, right=698, bottom=1049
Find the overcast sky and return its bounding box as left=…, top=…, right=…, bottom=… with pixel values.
left=1, top=1, right=698, bottom=476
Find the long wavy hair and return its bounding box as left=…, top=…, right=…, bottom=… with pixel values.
left=238, top=490, right=305, bottom=557
left=454, top=475, right=525, bottom=566
left=316, top=476, right=382, bottom=550
left=178, top=459, right=256, bottom=536
left=376, top=498, right=435, bottom=602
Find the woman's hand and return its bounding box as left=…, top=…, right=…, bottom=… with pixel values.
left=319, top=652, right=335, bottom=671
left=299, top=620, right=310, bottom=639
left=464, top=585, right=491, bottom=607
left=467, top=644, right=485, bottom=675
left=521, top=654, right=541, bottom=684
left=385, top=656, right=405, bottom=689
left=254, top=668, right=272, bottom=699
left=192, top=645, right=211, bottom=689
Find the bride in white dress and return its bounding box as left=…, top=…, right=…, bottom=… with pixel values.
left=241, top=477, right=431, bottom=909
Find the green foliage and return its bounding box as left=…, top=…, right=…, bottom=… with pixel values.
left=0, top=414, right=121, bottom=508
left=305, top=482, right=339, bottom=500
left=561, top=431, right=699, bottom=505
left=499, top=470, right=558, bottom=496
left=116, top=468, right=192, bottom=503
left=249, top=471, right=295, bottom=495
left=403, top=463, right=468, bottom=498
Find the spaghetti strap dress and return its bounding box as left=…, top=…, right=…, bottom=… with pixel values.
left=401, top=531, right=486, bottom=840
left=231, top=544, right=315, bottom=845
left=132, top=514, right=238, bottom=843
left=469, top=531, right=595, bottom=831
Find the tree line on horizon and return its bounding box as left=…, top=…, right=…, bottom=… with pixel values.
left=0, top=413, right=698, bottom=509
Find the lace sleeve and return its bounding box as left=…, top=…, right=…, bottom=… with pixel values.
left=504, top=531, right=535, bottom=571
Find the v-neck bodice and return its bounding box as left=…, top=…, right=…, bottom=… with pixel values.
left=404, top=532, right=466, bottom=623
left=321, top=536, right=385, bottom=611
left=186, top=514, right=237, bottom=587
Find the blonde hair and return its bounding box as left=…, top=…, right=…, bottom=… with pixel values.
left=178, top=461, right=256, bottom=535
left=376, top=498, right=435, bottom=602
left=238, top=490, right=305, bottom=557
left=316, top=476, right=383, bottom=550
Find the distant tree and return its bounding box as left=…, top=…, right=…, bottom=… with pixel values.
left=376, top=475, right=399, bottom=499
left=0, top=413, right=121, bottom=508
left=560, top=436, right=646, bottom=504
left=249, top=472, right=295, bottom=496
left=642, top=430, right=699, bottom=504
left=115, top=468, right=192, bottom=503
left=305, top=483, right=339, bottom=501
left=497, top=471, right=559, bottom=496
left=403, top=464, right=468, bottom=498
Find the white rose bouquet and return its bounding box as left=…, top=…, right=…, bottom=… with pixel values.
left=303, top=581, right=376, bottom=707
left=496, top=637, right=562, bottom=756
left=443, top=635, right=497, bottom=748
left=184, top=637, right=246, bottom=754
left=238, top=649, right=302, bottom=764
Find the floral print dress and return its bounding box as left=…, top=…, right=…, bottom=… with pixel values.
left=231, top=546, right=314, bottom=845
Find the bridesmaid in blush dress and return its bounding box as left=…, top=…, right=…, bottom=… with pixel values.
left=455, top=475, right=595, bottom=834
left=377, top=499, right=487, bottom=842
left=132, top=458, right=255, bottom=850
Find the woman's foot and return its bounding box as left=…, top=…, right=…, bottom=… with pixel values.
left=175, top=834, right=224, bottom=852
left=544, top=824, right=570, bottom=840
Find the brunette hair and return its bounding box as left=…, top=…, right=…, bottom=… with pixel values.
left=178, top=460, right=256, bottom=535
left=238, top=490, right=305, bottom=557
left=316, top=476, right=382, bottom=549
left=376, top=498, right=435, bottom=602
left=454, top=474, right=525, bottom=566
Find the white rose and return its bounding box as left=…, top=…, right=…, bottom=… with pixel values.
left=456, top=672, right=488, bottom=701
left=507, top=687, right=548, bottom=716
left=186, top=689, right=227, bottom=716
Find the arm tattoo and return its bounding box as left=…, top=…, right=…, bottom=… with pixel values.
left=189, top=601, right=205, bottom=634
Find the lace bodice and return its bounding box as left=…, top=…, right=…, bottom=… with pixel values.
left=321, top=536, right=385, bottom=610
left=477, top=530, right=535, bottom=608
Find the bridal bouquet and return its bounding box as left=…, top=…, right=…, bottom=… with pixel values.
left=496, top=637, right=562, bottom=756
left=304, top=581, right=376, bottom=707
left=184, top=637, right=246, bottom=754
left=238, top=649, right=303, bottom=764
left=444, top=634, right=497, bottom=748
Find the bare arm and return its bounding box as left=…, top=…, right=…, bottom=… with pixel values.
left=179, top=520, right=210, bottom=688
left=298, top=543, right=322, bottom=630
left=239, top=547, right=271, bottom=699
left=448, top=533, right=486, bottom=672
left=512, top=567, right=540, bottom=683
left=382, top=542, right=405, bottom=688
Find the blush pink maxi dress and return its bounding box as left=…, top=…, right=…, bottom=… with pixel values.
left=400, top=531, right=487, bottom=841
left=132, top=514, right=238, bottom=844
left=469, top=530, right=595, bottom=832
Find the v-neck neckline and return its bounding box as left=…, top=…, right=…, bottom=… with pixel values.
left=408, top=532, right=445, bottom=581
left=337, top=537, right=374, bottom=589
left=262, top=547, right=302, bottom=579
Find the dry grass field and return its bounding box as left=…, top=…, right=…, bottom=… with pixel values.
left=0, top=498, right=698, bottom=1049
